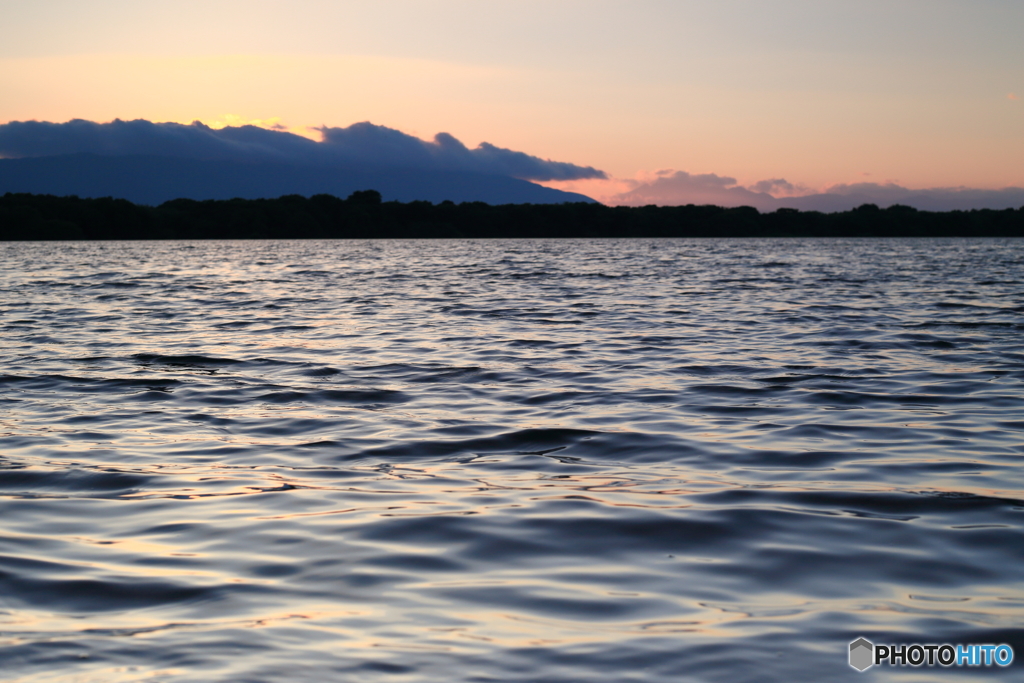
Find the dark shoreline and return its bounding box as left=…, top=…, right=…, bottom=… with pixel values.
left=3, top=191, right=1024, bottom=240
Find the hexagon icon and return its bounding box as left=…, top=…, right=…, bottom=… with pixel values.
left=849, top=638, right=874, bottom=672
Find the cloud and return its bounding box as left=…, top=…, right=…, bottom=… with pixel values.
left=0, top=118, right=605, bottom=182
left=790, top=182, right=1024, bottom=212
left=747, top=178, right=810, bottom=197
left=611, top=170, right=775, bottom=208
left=316, top=123, right=604, bottom=181
left=604, top=171, right=1024, bottom=212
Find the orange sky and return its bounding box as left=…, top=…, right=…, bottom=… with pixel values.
left=2, top=1, right=1022, bottom=200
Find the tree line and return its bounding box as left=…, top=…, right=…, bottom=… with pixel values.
left=2, top=191, right=1023, bottom=240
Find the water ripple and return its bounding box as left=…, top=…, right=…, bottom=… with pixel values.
left=1, top=238, right=1022, bottom=682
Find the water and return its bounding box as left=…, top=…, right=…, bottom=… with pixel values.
left=1, top=238, right=1022, bottom=682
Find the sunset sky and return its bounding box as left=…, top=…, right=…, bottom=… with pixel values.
left=2, top=0, right=1022, bottom=205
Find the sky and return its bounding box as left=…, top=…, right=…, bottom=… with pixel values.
left=1, top=0, right=1022, bottom=207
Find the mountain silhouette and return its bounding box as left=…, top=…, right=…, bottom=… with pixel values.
left=0, top=153, right=596, bottom=205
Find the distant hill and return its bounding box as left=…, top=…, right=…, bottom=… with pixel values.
left=0, top=153, right=596, bottom=205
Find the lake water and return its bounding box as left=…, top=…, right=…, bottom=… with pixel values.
left=1, top=238, right=1022, bottom=682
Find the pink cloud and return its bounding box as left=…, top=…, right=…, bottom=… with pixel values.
left=546, top=169, right=1024, bottom=212
left=610, top=170, right=773, bottom=208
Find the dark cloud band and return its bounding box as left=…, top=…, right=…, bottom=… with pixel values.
left=0, top=119, right=606, bottom=182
